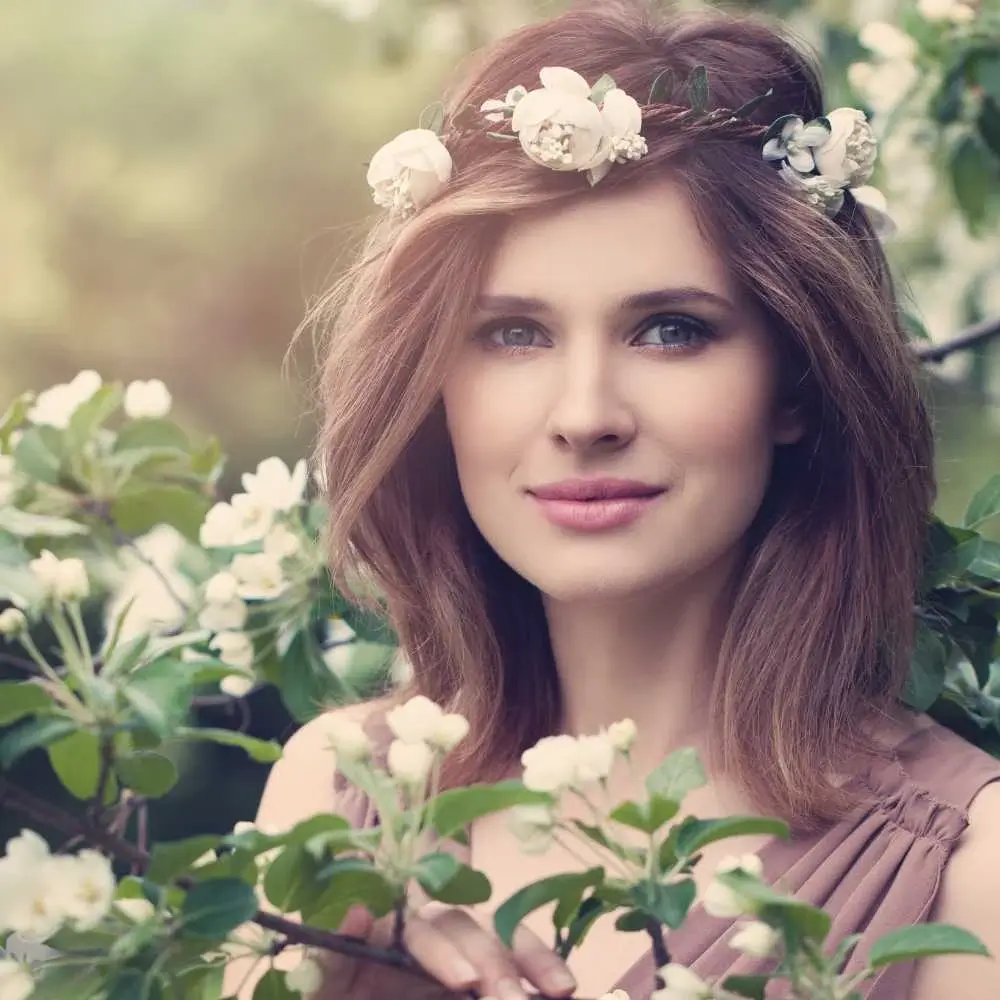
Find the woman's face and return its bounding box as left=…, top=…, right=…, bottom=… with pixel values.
left=440, top=178, right=804, bottom=604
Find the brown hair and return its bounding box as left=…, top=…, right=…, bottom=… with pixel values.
left=305, top=0, right=934, bottom=828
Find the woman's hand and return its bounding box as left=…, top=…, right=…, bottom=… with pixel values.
left=318, top=903, right=579, bottom=1000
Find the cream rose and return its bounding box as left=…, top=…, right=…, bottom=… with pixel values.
left=366, top=128, right=453, bottom=217
left=812, top=108, right=877, bottom=186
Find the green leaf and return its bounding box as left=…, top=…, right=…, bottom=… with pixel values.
left=29, top=967, right=105, bottom=1000
left=66, top=383, right=123, bottom=450
left=278, top=630, right=350, bottom=724
left=47, top=729, right=102, bottom=799
left=419, top=101, right=446, bottom=134
left=0, top=715, right=79, bottom=768
left=306, top=856, right=398, bottom=928
left=121, top=660, right=193, bottom=740
left=13, top=426, right=64, bottom=485
left=0, top=681, right=51, bottom=725
left=180, top=877, right=259, bottom=939
left=648, top=67, right=674, bottom=104
left=731, top=87, right=774, bottom=121
left=717, top=870, right=831, bottom=942
left=903, top=621, right=949, bottom=711
left=609, top=795, right=678, bottom=835
left=494, top=868, right=604, bottom=949
left=951, top=133, right=995, bottom=231
left=114, top=419, right=190, bottom=452
left=263, top=843, right=323, bottom=913
left=686, top=65, right=709, bottom=113
left=175, top=726, right=282, bottom=763
left=147, top=834, right=221, bottom=883
left=674, top=816, right=789, bottom=857
left=869, top=923, right=990, bottom=968
left=646, top=746, right=706, bottom=802
left=900, top=307, right=931, bottom=342
left=427, top=780, right=552, bottom=840
left=252, top=969, right=296, bottom=1000
left=111, top=485, right=211, bottom=542
left=969, top=539, right=1000, bottom=579
left=115, top=751, right=179, bottom=798
left=978, top=98, right=1000, bottom=159
left=964, top=473, right=1000, bottom=529
left=721, top=975, right=770, bottom=999
left=629, top=878, right=696, bottom=929
left=614, top=908, right=650, bottom=932
left=973, top=53, right=1000, bottom=103
left=0, top=507, right=88, bottom=538
left=590, top=73, right=617, bottom=106
left=414, top=853, right=492, bottom=905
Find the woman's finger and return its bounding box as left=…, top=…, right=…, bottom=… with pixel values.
left=508, top=921, right=578, bottom=998
left=403, top=910, right=483, bottom=993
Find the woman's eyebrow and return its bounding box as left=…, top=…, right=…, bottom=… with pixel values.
left=473, top=286, right=736, bottom=315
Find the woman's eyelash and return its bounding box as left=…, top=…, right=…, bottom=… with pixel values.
left=474, top=313, right=717, bottom=353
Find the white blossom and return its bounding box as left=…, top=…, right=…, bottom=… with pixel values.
left=651, top=964, right=712, bottom=1000
left=241, top=458, right=308, bottom=513
left=220, top=673, right=255, bottom=698
left=285, top=954, right=324, bottom=996
left=812, top=108, right=877, bottom=186
left=0, top=609, right=27, bottom=638
left=729, top=920, right=781, bottom=958
left=429, top=712, right=470, bottom=752
left=702, top=853, right=764, bottom=919
left=198, top=597, right=248, bottom=632
left=917, top=0, right=974, bottom=20
left=574, top=733, right=615, bottom=784
left=762, top=116, right=830, bottom=173
left=209, top=631, right=255, bottom=670
left=858, top=22, right=918, bottom=61
left=366, top=128, right=453, bottom=218
left=264, top=523, right=302, bottom=560
left=48, top=850, right=116, bottom=931
left=507, top=804, right=556, bottom=855
left=114, top=897, right=156, bottom=922
left=480, top=85, right=529, bottom=122
left=230, top=552, right=289, bottom=601
left=385, top=695, right=445, bottom=744
left=0, top=959, right=34, bottom=1000
left=26, top=370, right=102, bottom=429
left=386, top=739, right=434, bottom=787
left=324, top=715, right=372, bottom=761
left=778, top=163, right=848, bottom=216
left=200, top=502, right=242, bottom=548
left=521, top=734, right=582, bottom=793
left=948, top=3, right=975, bottom=22
left=28, top=551, right=89, bottom=603
left=200, top=496, right=274, bottom=548
left=598, top=992, right=631, bottom=1000
left=123, top=379, right=172, bottom=420
left=605, top=718, right=637, bottom=753
left=851, top=185, right=896, bottom=238
left=204, top=571, right=239, bottom=605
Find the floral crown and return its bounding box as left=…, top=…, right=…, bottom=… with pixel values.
left=365, top=65, right=893, bottom=236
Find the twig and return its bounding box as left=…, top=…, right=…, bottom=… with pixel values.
left=89, top=736, right=116, bottom=823
left=646, top=919, right=671, bottom=989
left=0, top=652, right=48, bottom=675
left=914, top=314, right=1000, bottom=363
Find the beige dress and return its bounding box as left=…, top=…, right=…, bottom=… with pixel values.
left=335, top=717, right=1000, bottom=999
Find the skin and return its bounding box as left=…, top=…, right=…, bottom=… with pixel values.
left=225, top=177, right=1000, bottom=998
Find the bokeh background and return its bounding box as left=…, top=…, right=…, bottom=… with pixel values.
left=3, top=0, right=999, bottom=840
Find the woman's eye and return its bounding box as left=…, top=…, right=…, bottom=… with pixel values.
left=481, top=321, right=542, bottom=350
left=634, top=314, right=714, bottom=350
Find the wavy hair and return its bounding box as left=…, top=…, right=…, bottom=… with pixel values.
left=304, top=0, right=935, bottom=828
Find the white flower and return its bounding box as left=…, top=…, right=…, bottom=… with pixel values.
left=574, top=733, right=615, bottom=784
left=199, top=502, right=241, bottom=548
left=778, top=163, right=848, bottom=216
left=204, top=571, right=239, bottom=605
left=386, top=738, right=434, bottom=787
left=852, top=60, right=919, bottom=115
left=28, top=551, right=90, bottom=603
left=220, top=673, right=255, bottom=698
left=366, top=128, right=453, bottom=218
left=702, top=853, right=764, bottom=919
left=0, top=959, right=34, bottom=1000
left=858, top=22, right=918, bottom=61
left=762, top=115, right=830, bottom=173
left=429, top=712, right=470, bottom=752
left=510, top=68, right=614, bottom=183
left=851, top=185, right=896, bottom=238
left=596, top=87, right=648, bottom=177
left=324, top=715, right=372, bottom=761
left=507, top=804, right=556, bottom=855
left=198, top=597, right=248, bottom=632
left=233, top=821, right=258, bottom=836
left=729, top=920, right=781, bottom=959
left=599, top=992, right=630, bottom=1000
left=385, top=695, right=445, bottom=744
left=284, top=955, right=324, bottom=996
left=123, top=379, right=172, bottom=420
left=651, top=964, right=712, bottom=1000
left=230, top=552, right=288, bottom=601
left=50, top=850, right=116, bottom=931
left=115, top=897, right=156, bottom=922
left=199, top=497, right=274, bottom=548
left=917, top=0, right=972, bottom=19
left=0, top=609, right=27, bottom=638
left=4, top=831, right=51, bottom=867
left=605, top=718, right=637, bottom=753
left=948, top=3, right=975, bottom=22
left=264, top=523, right=301, bottom=560
left=847, top=62, right=876, bottom=94
left=521, top=734, right=581, bottom=793
left=812, top=108, right=877, bottom=186
left=480, top=85, right=529, bottom=123
left=26, top=370, right=102, bottom=429
left=209, top=631, right=255, bottom=670
left=242, top=458, right=308, bottom=514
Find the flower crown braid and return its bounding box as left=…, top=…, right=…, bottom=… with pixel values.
left=365, top=65, right=894, bottom=236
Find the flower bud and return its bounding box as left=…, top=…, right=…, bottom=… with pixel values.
left=0, top=958, right=34, bottom=1000
left=325, top=716, right=372, bottom=762
left=387, top=738, right=434, bottom=788
left=654, top=963, right=712, bottom=1000
left=605, top=718, right=637, bottom=753
left=0, top=608, right=27, bottom=638
left=728, top=920, right=781, bottom=959
left=429, top=712, right=470, bottom=752
left=285, top=954, right=323, bottom=996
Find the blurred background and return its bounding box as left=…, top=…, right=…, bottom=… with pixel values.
left=2, top=0, right=999, bottom=840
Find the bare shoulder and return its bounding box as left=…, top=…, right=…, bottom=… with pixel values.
left=909, top=779, right=1000, bottom=1000
left=254, top=698, right=387, bottom=834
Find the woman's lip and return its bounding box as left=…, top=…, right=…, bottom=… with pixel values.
left=531, top=493, right=664, bottom=531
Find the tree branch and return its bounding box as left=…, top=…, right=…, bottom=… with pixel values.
left=914, top=314, right=1000, bottom=364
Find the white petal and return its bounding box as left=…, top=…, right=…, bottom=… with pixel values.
left=511, top=87, right=564, bottom=131
left=761, top=137, right=786, bottom=161
left=787, top=147, right=817, bottom=173
left=600, top=88, right=642, bottom=135
left=538, top=66, right=592, bottom=96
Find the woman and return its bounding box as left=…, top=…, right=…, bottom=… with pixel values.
left=228, top=1, right=1000, bottom=998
